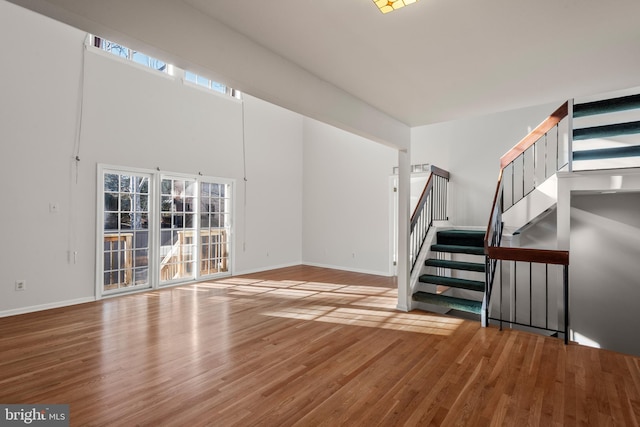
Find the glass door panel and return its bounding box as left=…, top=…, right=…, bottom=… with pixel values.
left=102, top=172, right=150, bottom=293
left=159, top=176, right=197, bottom=283
left=199, top=181, right=230, bottom=276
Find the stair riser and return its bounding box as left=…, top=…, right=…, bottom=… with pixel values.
left=419, top=274, right=484, bottom=292
left=423, top=270, right=484, bottom=287
left=412, top=291, right=482, bottom=315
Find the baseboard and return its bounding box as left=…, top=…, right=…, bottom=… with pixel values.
left=0, top=296, right=96, bottom=318
left=396, top=304, right=410, bottom=312
left=233, top=262, right=302, bottom=276
left=302, top=262, right=393, bottom=277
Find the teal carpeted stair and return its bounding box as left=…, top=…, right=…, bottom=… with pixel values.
left=424, top=258, right=485, bottom=272
left=573, top=94, right=640, bottom=162
left=413, top=292, right=482, bottom=315
left=418, top=275, right=484, bottom=292
left=573, top=93, right=640, bottom=117
left=412, top=229, right=486, bottom=317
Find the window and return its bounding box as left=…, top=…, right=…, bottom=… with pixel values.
left=89, top=34, right=241, bottom=99
left=98, top=167, right=233, bottom=296
left=93, top=37, right=167, bottom=73
left=185, top=71, right=227, bottom=95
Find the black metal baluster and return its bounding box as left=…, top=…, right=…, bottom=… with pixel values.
left=514, top=261, right=517, bottom=326
left=499, top=259, right=503, bottom=331
left=545, top=264, right=549, bottom=330
left=529, top=262, right=533, bottom=327
left=545, top=133, right=548, bottom=179
left=564, top=265, right=569, bottom=345
left=514, top=151, right=527, bottom=204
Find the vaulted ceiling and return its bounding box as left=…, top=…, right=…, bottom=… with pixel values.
left=7, top=0, right=640, bottom=147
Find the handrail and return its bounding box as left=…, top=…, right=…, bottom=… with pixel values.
left=409, top=165, right=449, bottom=272
left=410, top=166, right=449, bottom=224
left=484, top=101, right=570, bottom=343
left=486, top=246, right=568, bottom=265
left=484, top=101, right=569, bottom=252
left=500, top=102, right=569, bottom=168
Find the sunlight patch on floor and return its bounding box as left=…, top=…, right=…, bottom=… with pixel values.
left=261, top=305, right=462, bottom=336
left=176, top=276, right=462, bottom=336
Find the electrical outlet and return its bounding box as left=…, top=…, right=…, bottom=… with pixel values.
left=15, top=280, right=26, bottom=291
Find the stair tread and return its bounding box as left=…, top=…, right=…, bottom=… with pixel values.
left=574, top=94, right=640, bottom=118
left=419, top=274, right=485, bottom=292
left=436, top=230, right=485, bottom=247
left=573, top=121, right=640, bottom=141
left=425, top=258, right=486, bottom=272
left=573, top=145, right=640, bottom=161
left=431, top=244, right=485, bottom=255
left=437, top=229, right=485, bottom=237
left=412, top=291, right=482, bottom=315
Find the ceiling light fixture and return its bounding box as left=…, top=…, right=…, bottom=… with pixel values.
left=373, top=0, right=419, bottom=14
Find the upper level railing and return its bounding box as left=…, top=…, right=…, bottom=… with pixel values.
left=484, top=102, right=571, bottom=343
left=501, top=102, right=570, bottom=209
left=410, top=166, right=449, bottom=272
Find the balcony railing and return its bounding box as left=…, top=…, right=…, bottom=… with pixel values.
left=484, top=102, right=571, bottom=343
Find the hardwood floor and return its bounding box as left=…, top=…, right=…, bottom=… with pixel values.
left=1, top=265, right=639, bottom=426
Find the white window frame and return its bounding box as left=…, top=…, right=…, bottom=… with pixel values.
left=96, top=165, right=234, bottom=298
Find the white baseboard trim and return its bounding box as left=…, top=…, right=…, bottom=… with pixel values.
left=396, top=304, right=409, bottom=312
left=0, top=296, right=96, bottom=318
left=233, top=262, right=301, bottom=276
left=302, top=262, right=393, bottom=277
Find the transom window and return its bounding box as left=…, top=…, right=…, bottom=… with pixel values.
left=93, top=37, right=167, bottom=73
left=88, top=34, right=241, bottom=99
left=185, top=71, right=227, bottom=94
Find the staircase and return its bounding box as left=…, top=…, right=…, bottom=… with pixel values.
left=404, top=89, right=640, bottom=340
left=413, top=229, right=486, bottom=317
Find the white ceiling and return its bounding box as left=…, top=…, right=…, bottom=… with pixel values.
left=179, top=0, right=640, bottom=126
left=7, top=0, right=640, bottom=131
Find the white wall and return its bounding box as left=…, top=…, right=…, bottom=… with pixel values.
left=302, top=118, right=397, bottom=276
left=570, top=192, right=640, bottom=356
left=240, top=95, right=303, bottom=273
left=411, top=103, right=557, bottom=226
left=0, top=1, right=304, bottom=314
left=0, top=2, right=87, bottom=313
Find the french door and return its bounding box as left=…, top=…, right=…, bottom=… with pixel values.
left=98, top=166, right=232, bottom=296
left=101, top=169, right=153, bottom=293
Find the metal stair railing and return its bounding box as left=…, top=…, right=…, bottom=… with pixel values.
left=484, top=102, right=571, bottom=343
left=409, top=166, right=449, bottom=272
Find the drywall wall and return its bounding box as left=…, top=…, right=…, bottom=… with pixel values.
left=0, top=1, right=90, bottom=313
left=513, top=171, right=640, bottom=356
left=0, top=1, right=304, bottom=314
left=411, top=103, right=558, bottom=227
left=569, top=192, right=640, bottom=356
left=302, top=118, right=397, bottom=276
left=240, top=94, right=303, bottom=273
